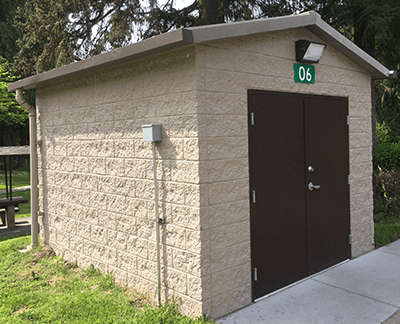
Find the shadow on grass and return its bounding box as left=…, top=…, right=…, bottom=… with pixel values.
left=0, top=233, right=30, bottom=243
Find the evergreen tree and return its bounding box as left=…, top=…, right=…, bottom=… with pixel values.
left=0, top=56, right=29, bottom=153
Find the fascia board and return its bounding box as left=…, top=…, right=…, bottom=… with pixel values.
left=8, top=28, right=193, bottom=91
left=187, top=11, right=317, bottom=43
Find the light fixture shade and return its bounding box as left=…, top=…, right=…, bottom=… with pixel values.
left=296, top=39, right=326, bottom=63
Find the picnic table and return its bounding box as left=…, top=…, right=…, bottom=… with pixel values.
left=0, top=146, right=29, bottom=229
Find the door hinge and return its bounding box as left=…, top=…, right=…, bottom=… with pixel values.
left=348, top=175, right=350, bottom=185
left=346, top=115, right=349, bottom=125
left=348, top=234, right=352, bottom=244
left=250, top=112, right=255, bottom=125
left=254, top=267, right=258, bottom=281
left=252, top=190, right=256, bottom=203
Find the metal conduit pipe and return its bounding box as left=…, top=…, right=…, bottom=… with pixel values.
left=142, top=124, right=163, bottom=307
left=152, top=141, right=163, bottom=307
left=15, top=89, right=38, bottom=249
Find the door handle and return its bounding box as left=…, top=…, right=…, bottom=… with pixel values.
left=308, top=182, right=321, bottom=191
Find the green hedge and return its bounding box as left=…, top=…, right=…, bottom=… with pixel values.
left=373, top=142, right=400, bottom=170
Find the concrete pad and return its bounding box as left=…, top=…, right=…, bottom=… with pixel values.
left=313, top=249, right=400, bottom=307
left=379, top=240, right=400, bottom=258
left=218, top=279, right=398, bottom=324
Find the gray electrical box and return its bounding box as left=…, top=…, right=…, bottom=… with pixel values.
left=142, top=124, right=162, bottom=142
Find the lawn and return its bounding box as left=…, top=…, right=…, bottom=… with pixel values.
left=0, top=235, right=211, bottom=324
left=0, top=189, right=30, bottom=218
left=0, top=169, right=30, bottom=191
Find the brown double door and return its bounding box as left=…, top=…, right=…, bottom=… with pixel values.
left=248, top=90, right=351, bottom=301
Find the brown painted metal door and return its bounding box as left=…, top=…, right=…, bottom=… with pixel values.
left=248, top=90, right=350, bottom=301
left=304, top=97, right=350, bottom=274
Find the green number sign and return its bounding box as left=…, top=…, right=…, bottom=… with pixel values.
left=294, top=63, right=315, bottom=84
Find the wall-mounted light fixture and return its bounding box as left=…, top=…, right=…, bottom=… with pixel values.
left=389, top=70, right=398, bottom=79
left=296, top=39, right=326, bottom=64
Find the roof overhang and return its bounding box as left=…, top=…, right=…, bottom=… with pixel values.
left=8, top=10, right=390, bottom=91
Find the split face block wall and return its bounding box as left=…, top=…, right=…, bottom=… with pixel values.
left=36, top=46, right=208, bottom=315
left=196, top=27, right=373, bottom=318
left=35, top=26, right=374, bottom=319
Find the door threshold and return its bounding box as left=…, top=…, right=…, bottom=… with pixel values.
left=254, top=259, right=350, bottom=303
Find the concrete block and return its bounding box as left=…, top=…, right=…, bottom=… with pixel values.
left=90, top=191, right=107, bottom=210
left=352, top=236, right=374, bottom=258
left=88, top=158, right=106, bottom=175
left=170, top=161, right=200, bottom=184
left=210, top=241, right=251, bottom=274
left=187, top=275, right=202, bottom=300
left=350, top=191, right=373, bottom=212
left=162, top=224, right=186, bottom=250
left=350, top=162, right=373, bottom=179
left=155, top=138, right=184, bottom=160
left=211, top=262, right=250, bottom=296
left=91, top=225, right=108, bottom=244
left=350, top=147, right=372, bottom=164
left=183, top=138, right=206, bottom=161
left=125, top=159, right=147, bottom=179
left=106, top=195, right=127, bottom=214
left=350, top=133, right=371, bottom=149
left=211, top=283, right=252, bottom=319
left=117, top=250, right=137, bottom=273
left=172, top=249, right=201, bottom=277
left=126, top=197, right=148, bottom=218
left=98, top=176, right=115, bottom=194
left=203, top=200, right=249, bottom=229
left=210, top=220, right=250, bottom=251
left=106, top=158, right=125, bottom=176
left=138, top=258, right=158, bottom=283
left=349, top=117, right=372, bottom=134
left=162, top=267, right=187, bottom=294
left=170, top=205, right=201, bottom=230
left=206, top=137, right=248, bottom=160
left=115, top=214, right=137, bottom=235
left=127, top=235, right=148, bottom=259
left=350, top=177, right=372, bottom=195
left=108, top=265, right=128, bottom=285
left=208, top=179, right=249, bottom=205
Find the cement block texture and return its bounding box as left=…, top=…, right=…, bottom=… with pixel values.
left=35, top=26, right=374, bottom=319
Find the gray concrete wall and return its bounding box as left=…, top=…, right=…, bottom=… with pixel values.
left=36, top=46, right=206, bottom=316
left=195, top=27, right=373, bottom=318
left=35, top=26, right=373, bottom=319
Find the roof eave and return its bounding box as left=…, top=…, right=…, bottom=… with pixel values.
left=308, top=15, right=389, bottom=80
left=8, top=11, right=390, bottom=91
left=8, top=28, right=194, bottom=91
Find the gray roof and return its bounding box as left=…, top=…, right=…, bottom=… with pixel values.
left=8, top=10, right=389, bottom=91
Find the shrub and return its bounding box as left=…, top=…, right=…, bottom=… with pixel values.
left=373, top=142, right=400, bottom=170
left=373, top=168, right=400, bottom=222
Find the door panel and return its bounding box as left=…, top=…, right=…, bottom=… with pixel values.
left=249, top=90, right=350, bottom=301
left=249, top=91, right=307, bottom=300
left=304, top=97, right=350, bottom=274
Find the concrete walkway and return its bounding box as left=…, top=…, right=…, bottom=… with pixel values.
left=219, top=240, right=400, bottom=324
left=0, top=186, right=30, bottom=195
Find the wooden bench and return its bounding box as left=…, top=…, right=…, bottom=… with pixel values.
left=0, top=197, right=28, bottom=229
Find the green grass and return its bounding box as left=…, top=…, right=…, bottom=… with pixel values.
left=374, top=223, right=400, bottom=248
left=0, top=170, right=30, bottom=191
left=0, top=189, right=30, bottom=218
left=0, top=236, right=212, bottom=324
